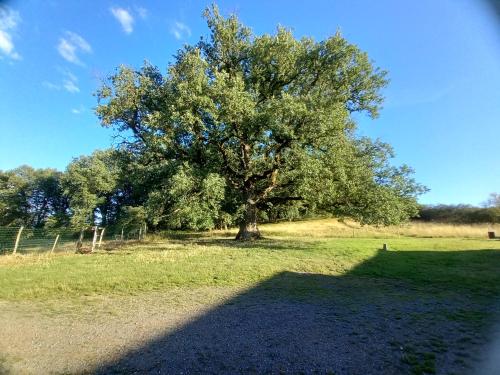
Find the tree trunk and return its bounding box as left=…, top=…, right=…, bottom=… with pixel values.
left=236, top=200, right=261, bottom=240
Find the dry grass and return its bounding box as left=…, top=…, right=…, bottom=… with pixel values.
left=249, top=218, right=499, bottom=239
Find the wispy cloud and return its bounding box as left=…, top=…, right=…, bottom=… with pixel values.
left=71, top=105, right=85, bottom=115
left=135, top=6, right=148, bottom=20
left=63, top=79, right=80, bottom=93
left=111, top=7, right=134, bottom=34
left=42, top=69, right=80, bottom=94
left=57, top=31, right=92, bottom=65
left=0, top=6, right=21, bottom=60
left=42, top=81, right=60, bottom=90
left=171, top=21, right=191, bottom=40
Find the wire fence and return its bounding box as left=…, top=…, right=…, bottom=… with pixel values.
left=0, top=225, right=147, bottom=255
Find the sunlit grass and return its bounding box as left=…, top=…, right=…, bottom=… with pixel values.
left=254, top=218, right=499, bottom=238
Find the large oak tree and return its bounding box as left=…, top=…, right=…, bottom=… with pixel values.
left=96, top=6, right=426, bottom=240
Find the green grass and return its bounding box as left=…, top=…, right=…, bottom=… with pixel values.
left=0, top=221, right=499, bottom=301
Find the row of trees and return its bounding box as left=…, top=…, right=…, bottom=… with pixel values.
left=1, top=6, right=429, bottom=239
left=2, top=156, right=497, bottom=232
left=418, top=194, right=500, bottom=224
left=0, top=149, right=309, bottom=231
left=0, top=149, right=225, bottom=231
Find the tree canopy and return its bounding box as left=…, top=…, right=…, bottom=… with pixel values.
left=0, top=166, right=68, bottom=227
left=96, top=5, right=426, bottom=239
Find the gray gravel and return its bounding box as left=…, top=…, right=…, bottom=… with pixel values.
left=0, top=274, right=497, bottom=375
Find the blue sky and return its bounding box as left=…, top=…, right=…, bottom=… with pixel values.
left=0, top=0, right=499, bottom=205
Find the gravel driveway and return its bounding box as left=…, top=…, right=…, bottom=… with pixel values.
left=0, top=273, right=498, bottom=375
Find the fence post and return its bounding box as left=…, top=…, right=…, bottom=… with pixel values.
left=91, top=227, right=98, bottom=252
left=50, top=234, right=60, bottom=254
left=13, top=226, right=24, bottom=255
left=121, top=227, right=124, bottom=242
left=139, top=226, right=143, bottom=241
left=98, top=228, right=105, bottom=249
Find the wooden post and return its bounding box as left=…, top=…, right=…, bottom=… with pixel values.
left=488, top=231, right=495, bottom=239
left=50, top=234, right=60, bottom=254
left=91, top=227, right=98, bottom=252
left=13, top=226, right=24, bottom=254
left=98, top=228, right=105, bottom=248
left=121, top=227, right=124, bottom=242
left=139, top=226, right=143, bottom=241
left=382, top=243, right=388, bottom=251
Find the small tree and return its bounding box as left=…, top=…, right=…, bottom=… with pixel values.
left=97, top=6, right=426, bottom=240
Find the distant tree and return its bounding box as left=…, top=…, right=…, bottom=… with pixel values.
left=29, top=168, right=69, bottom=227
left=96, top=6, right=426, bottom=240
left=485, top=193, right=500, bottom=208
left=0, top=166, right=68, bottom=227
left=484, top=193, right=500, bottom=224
left=0, top=167, right=32, bottom=226
left=116, top=206, right=146, bottom=232
left=419, top=202, right=500, bottom=224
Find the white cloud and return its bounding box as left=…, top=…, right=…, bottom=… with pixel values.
left=42, top=69, right=80, bottom=94
left=171, top=21, right=191, bottom=40
left=111, top=7, right=134, bottom=34
left=0, top=6, right=21, bottom=60
left=0, top=30, right=14, bottom=55
left=61, top=69, right=80, bottom=93
left=63, top=79, right=80, bottom=93
left=67, top=31, right=91, bottom=52
left=57, top=31, right=92, bottom=65
left=57, top=39, right=77, bottom=63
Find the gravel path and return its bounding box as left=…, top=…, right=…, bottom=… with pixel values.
left=0, top=274, right=498, bottom=375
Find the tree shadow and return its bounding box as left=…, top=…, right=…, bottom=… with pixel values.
left=120, top=236, right=312, bottom=252
left=190, top=237, right=312, bottom=251
left=90, top=248, right=500, bottom=374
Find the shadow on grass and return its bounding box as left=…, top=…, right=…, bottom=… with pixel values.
left=116, top=235, right=316, bottom=253
left=190, top=237, right=313, bottom=251
left=158, top=230, right=233, bottom=241
left=91, top=248, right=500, bottom=375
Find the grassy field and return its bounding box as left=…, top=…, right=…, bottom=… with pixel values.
left=0, top=219, right=499, bottom=300
left=0, top=219, right=499, bottom=374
